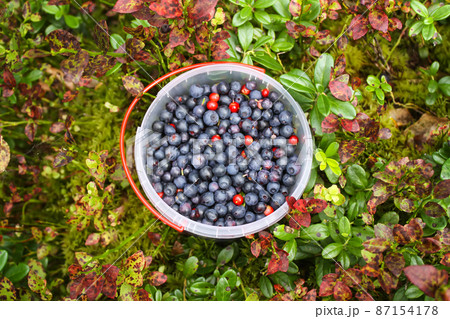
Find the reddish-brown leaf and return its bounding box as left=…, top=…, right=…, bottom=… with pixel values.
left=125, top=250, right=145, bottom=272
left=135, top=288, right=151, bottom=301
left=147, top=232, right=161, bottom=245
left=189, top=0, right=218, bottom=25
left=369, top=10, right=388, bottom=33
left=303, top=289, right=317, bottom=301
left=337, top=34, right=348, bottom=51
left=334, top=54, right=346, bottom=77
left=441, top=253, right=450, bottom=267
left=149, top=0, right=182, bottom=19
left=349, top=15, right=369, bottom=40
left=293, top=199, right=307, bottom=213
left=434, top=180, right=450, bottom=199
left=341, top=119, right=360, bottom=132
left=393, top=224, right=413, bottom=245
left=374, top=223, right=394, bottom=240
left=122, top=76, right=144, bottom=96
left=306, top=198, right=328, bottom=213
left=85, top=233, right=100, bottom=246
left=378, top=128, right=392, bottom=140
left=3, top=67, right=16, bottom=88
left=93, top=20, right=110, bottom=52
left=83, top=272, right=105, bottom=301
left=333, top=281, right=352, bottom=301
left=289, top=212, right=311, bottom=229
left=46, top=29, right=81, bottom=54
left=417, top=238, right=442, bottom=254
left=101, top=280, right=117, bottom=299
left=289, top=0, right=302, bottom=17
left=148, top=271, right=168, bottom=286
left=329, top=80, right=352, bottom=101
left=362, top=238, right=390, bottom=253
left=62, top=90, right=78, bottom=103
left=319, top=274, right=337, bottom=297
left=68, top=264, right=83, bottom=280
left=267, top=249, right=289, bottom=275
left=321, top=114, right=340, bottom=133
left=126, top=38, right=145, bottom=57
left=351, top=77, right=362, bottom=90
left=81, top=1, right=96, bottom=14
left=211, top=31, right=230, bottom=60
left=60, top=49, right=90, bottom=84
left=251, top=240, right=262, bottom=258
left=25, top=121, right=37, bottom=142
left=169, top=26, right=190, bottom=48
left=112, top=0, right=144, bottom=13
left=285, top=21, right=305, bottom=39
left=53, top=149, right=75, bottom=168
left=339, top=140, right=365, bottom=164
left=404, top=265, right=449, bottom=298
left=342, top=268, right=362, bottom=288
left=286, top=196, right=296, bottom=209
left=48, top=0, right=70, bottom=4
left=355, top=291, right=373, bottom=301
left=378, top=270, right=398, bottom=294
left=384, top=252, right=405, bottom=277
left=102, top=265, right=119, bottom=283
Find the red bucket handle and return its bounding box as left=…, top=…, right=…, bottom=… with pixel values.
left=120, top=62, right=266, bottom=232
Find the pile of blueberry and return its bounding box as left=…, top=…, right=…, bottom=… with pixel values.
left=146, top=80, right=302, bottom=227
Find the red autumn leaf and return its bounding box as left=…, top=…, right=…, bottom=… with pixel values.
left=211, top=31, right=230, bottom=60
left=286, top=196, right=296, bottom=209
left=273, top=284, right=285, bottom=293
left=101, top=280, right=117, bottom=299
left=306, top=198, right=328, bottom=213
left=342, top=268, right=363, bottom=288
left=389, top=17, right=402, bottom=30
left=251, top=240, right=262, bottom=258
left=333, top=281, right=352, bottom=301
left=351, top=77, right=362, bottom=90
left=189, top=0, right=218, bottom=25
left=369, top=10, right=388, bottom=33
left=349, top=15, right=369, bottom=40
left=329, top=80, right=352, bottom=101
left=25, top=121, right=37, bottom=142
left=337, top=34, right=348, bottom=51
left=267, top=249, right=289, bottom=275
left=148, top=271, right=168, bottom=286
left=303, top=289, right=317, bottom=301
left=81, top=1, right=96, bottom=14
left=46, top=29, right=81, bottom=54
left=384, top=252, right=405, bottom=277
left=50, top=122, right=65, bottom=134
left=434, top=180, right=450, bottom=199
left=374, top=224, right=394, bottom=240
left=147, top=232, right=161, bottom=245
left=112, top=0, right=144, bottom=13
left=83, top=273, right=105, bottom=301
left=441, top=253, right=450, bottom=267
left=355, top=291, right=373, bottom=301
left=289, top=212, right=311, bottom=229
left=289, top=0, right=302, bottom=17
left=122, top=76, right=144, bottom=96
left=102, top=265, right=120, bottom=283
left=85, top=233, right=100, bottom=246
left=334, top=54, right=346, bottom=77
left=378, top=128, right=392, bottom=140
left=68, top=264, right=83, bottom=280
left=417, top=238, right=442, bottom=254
left=48, top=0, right=70, bottom=4
left=362, top=238, right=390, bottom=253
left=319, top=273, right=338, bottom=297
left=60, top=49, right=90, bottom=84
left=339, top=140, right=365, bottom=164
left=93, top=20, right=110, bottom=52
left=150, top=0, right=183, bottom=19
left=169, top=26, right=190, bottom=48
left=293, top=199, right=307, bottom=213
left=3, top=67, right=16, bottom=88
left=340, top=119, right=360, bottom=132
left=285, top=21, right=306, bottom=39
left=404, top=265, right=449, bottom=298
left=62, top=90, right=78, bottom=103
left=321, top=114, right=339, bottom=133
left=135, top=288, right=151, bottom=301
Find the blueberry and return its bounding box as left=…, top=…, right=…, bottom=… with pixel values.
left=233, top=133, right=245, bottom=148
left=214, top=190, right=228, bottom=203
left=217, top=81, right=230, bottom=94
left=249, top=99, right=258, bottom=108
left=163, top=195, right=175, bottom=206
left=160, top=109, right=173, bottom=122
left=188, top=124, right=201, bottom=137
left=201, top=218, right=214, bottom=225
left=245, top=81, right=257, bottom=91
left=286, top=162, right=301, bottom=175
left=188, top=170, right=199, bottom=183
left=249, top=90, right=262, bottom=100
left=230, top=113, right=241, bottom=125
left=280, top=125, right=294, bottom=138
left=225, top=215, right=236, bottom=227
left=232, top=206, right=246, bottom=219
left=152, top=121, right=164, bottom=132
left=175, top=108, right=188, bottom=120
left=199, top=166, right=213, bottom=180
left=261, top=149, right=273, bottom=160
left=277, top=157, right=288, bottom=168
left=193, top=105, right=206, bottom=118
left=215, top=218, right=225, bottom=227
left=282, top=174, right=296, bottom=186
left=222, top=132, right=233, bottom=147
left=273, top=148, right=286, bottom=159
left=235, top=94, right=245, bottom=104
left=225, top=187, right=237, bottom=200
left=186, top=98, right=196, bottom=109
left=230, top=81, right=241, bottom=92
left=279, top=110, right=293, bottom=125
left=219, top=95, right=232, bottom=105
left=269, top=170, right=281, bottom=183
left=271, top=192, right=285, bottom=209
left=197, top=96, right=209, bottom=106
left=218, top=176, right=232, bottom=189
left=203, top=110, right=219, bottom=126
left=186, top=113, right=197, bottom=124
left=245, top=192, right=258, bottom=206
left=191, top=196, right=200, bottom=205
left=215, top=152, right=227, bottom=165
left=203, top=84, right=211, bottom=95
left=228, top=89, right=237, bottom=100
left=252, top=109, right=262, bottom=120
left=263, top=159, right=273, bottom=170
left=218, top=120, right=230, bottom=134
left=259, top=189, right=270, bottom=203
left=176, top=120, right=188, bottom=132
left=205, top=209, right=218, bottom=222
left=179, top=202, right=191, bottom=216
left=153, top=182, right=163, bottom=193
left=180, top=144, right=190, bottom=155
left=226, top=145, right=239, bottom=159
left=175, top=192, right=188, bottom=204
left=192, top=154, right=207, bottom=169
left=273, top=101, right=284, bottom=114
left=257, top=169, right=270, bottom=185
left=268, top=91, right=279, bottom=102
left=255, top=202, right=266, bottom=214
left=189, top=208, right=201, bottom=220
left=244, top=212, right=256, bottom=223
left=213, top=164, right=227, bottom=177
left=201, top=192, right=215, bottom=206
left=209, top=181, right=220, bottom=192
left=270, top=117, right=281, bottom=127
left=227, top=163, right=239, bottom=175
left=165, top=146, right=180, bottom=161
left=218, top=106, right=231, bottom=119
left=162, top=172, right=173, bottom=183
left=166, top=101, right=177, bottom=112
left=261, top=110, right=272, bottom=121
left=237, top=156, right=248, bottom=171
left=215, top=203, right=228, bottom=217
left=164, top=124, right=176, bottom=135
left=229, top=124, right=240, bottom=134
left=168, top=133, right=182, bottom=146
left=261, top=98, right=272, bottom=109
left=241, top=119, right=253, bottom=133
left=236, top=218, right=246, bottom=226
left=248, top=158, right=262, bottom=171
left=267, top=182, right=280, bottom=195
left=154, top=148, right=165, bottom=160
left=204, top=147, right=215, bottom=161
left=239, top=104, right=252, bottom=118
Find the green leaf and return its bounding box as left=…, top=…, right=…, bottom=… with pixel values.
left=367, top=75, right=380, bottom=87
left=238, top=22, right=254, bottom=51
left=104, top=62, right=122, bottom=76
left=0, top=250, right=8, bottom=272
left=405, top=285, right=424, bottom=299
left=280, top=71, right=316, bottom=94
left=314, top=53, right=334, bottom=88
left=271, top=39, right=294, bottom=52
left=422, top=23, right=436, bottom=41
left=347, top=164, right=368, bottom=189
left=301, top=0, right=322, bottom=21
left=430, top=5, right=450, bottom=20
left=441, top=158, right=450, bottom=180
left=375, top=88, right=385, bottom=102
left=310, top=105, right=324, bottom=136
left=252, top=52, right=283, bottom=71
left=425, top=92, right=437, bottom=105
left=64, top=14, right=80, bottom=29
left=325, top=142, right=339, bottom=157
left=5, top=263, right=29, bottom=283
left=379, top=211, right=399, bottom=225
left=300, top=224, right=329, bottom=241
left=329, top=98, right=356, bottom=119
left=411, top=1, right=429, bottom=17
left=273, top=225, right=298, bottom=241
left=317, top=94, right=331, bottom=116
left=217, top=246, right=234, bottom=266
left=242, top=54, right=253, bottom=65
left=23, top=69, right=43, bottom=83
left=430, top=61, right=440, bottom=75
left=322, top=243, right=343, bottom=259
left=232, top=10, right=251, bottom=27
left=253, top=35, right=273, bottom=49
left=381, top=83, right=392, bottom=92
left=438, top=76, right=450, bottom=96
left=254, top=0, right=277, bottom=8
left=42, top=3, right=60, bottom=15
left=338, top=217, right=351, bottom=237
left=190, top=281, right=215, bottom=295
left=428, top=79, right=438, bottom=93
left=240, top=7, right=253, bottom=20
left=255, top=11, right=271, bottom=24
left=110, top=33, right=125, bottom=50
left=183, top=256, right=199, bottom=277
left=221, top=269, right=238, bottom=288
left=246, top=292, right=259, bottom=301
left=338, top=251, right=351, bottom=269
left=409, top=21, right=424, bottom=37
left=283, top=239, right=297, bottom=262
left=273, top=0, right=291, bottom=18
left=215, top=277, right=231, bottom=301
left=225, top=33, right=241, bottom=60
left=259, top=276, right=273, bottom=298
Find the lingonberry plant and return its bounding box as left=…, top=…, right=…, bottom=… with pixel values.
left=0, top=0, right=449, bottom=302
